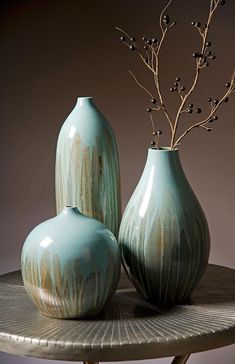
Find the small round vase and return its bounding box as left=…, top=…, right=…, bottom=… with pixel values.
left=118, top=148, right=210, bottom=305
left=55, top=97, right=121, bottom=237
left=21, top=206, right=121, bottom=319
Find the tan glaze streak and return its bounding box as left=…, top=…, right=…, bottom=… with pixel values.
left=119, top=186, right=209, bottom=305
left=22, top=250, right=118, bottom=319
left=56, top=130, right=121, bottom=237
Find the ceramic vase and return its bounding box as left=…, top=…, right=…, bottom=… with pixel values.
left=21, top=206, right=121, bottom=319
left=55, top=97, right=121, bottom=237
left=118, top=148, right=210, bottom=305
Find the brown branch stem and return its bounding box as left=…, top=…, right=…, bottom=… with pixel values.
left=173, top=73, right=235, bottom=148
left=170, top=0, right=220, bottom=149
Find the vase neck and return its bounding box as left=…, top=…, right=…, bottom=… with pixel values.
left=143, top=148, right=184, bottom=179
left=146, top=148, right=180, bottom=164
left=76, top=97, right=95, bottom=108
left=60, top=206, right=82, bottom=217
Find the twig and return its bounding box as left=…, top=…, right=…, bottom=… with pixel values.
left=173, top=70, right=235, bottom=148
left=129, top=71, right=155, bottom=100
left=170, top=0, right=220, bottom=148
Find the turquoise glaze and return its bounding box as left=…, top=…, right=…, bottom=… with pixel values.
left=21, top=207, right=121, bottom=319
left=55, top=97, right=121, bottom=237
left=118, top=148, right=210, bottom=305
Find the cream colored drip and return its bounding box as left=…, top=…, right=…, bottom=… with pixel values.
left=119, top=185, right=209, bottom=304
left=55, top=130, right=121, bottom=236
left=22, top=250, right=119, bottom=319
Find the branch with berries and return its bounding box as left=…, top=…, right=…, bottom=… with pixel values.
left=116, top=0, right=235, bottom=149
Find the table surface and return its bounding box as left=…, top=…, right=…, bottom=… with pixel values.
left=0, top=264, right=235, bottom=362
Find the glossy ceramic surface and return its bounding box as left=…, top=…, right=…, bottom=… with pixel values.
left=55, top=97, right=121, bottom=237
left=21, top=207, right=121, bottom=319
left=118, top=148, right=210, bottom=305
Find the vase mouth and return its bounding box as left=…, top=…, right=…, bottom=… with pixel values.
left=77, top=96, right=93, bottom=100
left=76, top=97, right=94, bottom=107
left=149, top=147, right=179, bottom=152
left=62, top=206, right=79, bottom=214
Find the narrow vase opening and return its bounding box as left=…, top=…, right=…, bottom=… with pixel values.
left=76, top=97, right=94, bottom=107
left=150, top=147, right=179, bottom=152
left=62, top=206, right=79, bottom=214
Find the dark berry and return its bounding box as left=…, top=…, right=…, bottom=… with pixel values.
left=207, top=97, right=212, bottom=102
left=130, top=36, right=136, bottom=42
left=207, top=128, right=212, bottom=132
left=163, top=15, right=169, bottom=21
left=220, top=0, right=226, bottom=5
left=142, top=36, right=147, bottom=41
left=196, top=108, right=202, bottom=113
left=144, top=45, right=148, bottom=50
left=120, top=36, right=125, bottom=42
left=147, top=108, right=152, bottom=112
left=186, top=108, right=193, bottom=113
left=146, top=39, right=152, bottom=45
left=170, top=87, right=174, bottom=92
left=207, top=51, right=212, bottom=56
left=211, top=55, right=216, bottom=60
left=151, top=141, right=156, bottom=146
left=176, top=77, right=180, bottom=81
left=213, top=99, right=219, bottom=105
left=151, top=98, right=157, bottom=104
left=152, top=38, right=158, bottom=43
left=191, top=21, right=196, bottom=26
left=195, top=22, right=201, bottom=27
left=226, top=82, right=231, bottom=88
left=181, top=86, right=185, bottom=91
left=157, top=130, right=162, bottom=135
left=206, top=41, right=211, bottom=47
left=213, top=116, right=218, bottom=120
left=189, top=104, right=194, bottom=108
left=224, top=97, right=229, bottom=102
left=192, top=52, right=199, bottom=58
left=174, top=82, right=178, bottom=87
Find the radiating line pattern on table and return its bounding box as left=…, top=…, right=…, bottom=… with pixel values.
left=0, top=265, right=235, bottom=362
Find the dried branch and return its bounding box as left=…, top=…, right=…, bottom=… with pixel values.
left=116, top=0, right=234, bottom=149
left=170, top=0, right=221, bottom=148
left=173, top=70, right=235, bottom=148
left=129, top=71, right=155, bottom=100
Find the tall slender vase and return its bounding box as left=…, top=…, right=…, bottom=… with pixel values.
left=55, top=97, right=121, bottom=237
left=118, top=148, right=210, bottom=305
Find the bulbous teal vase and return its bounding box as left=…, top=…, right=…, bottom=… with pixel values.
left=55, top=97, right=121, bottom=237
left=21, top=206, right=121, bottom=319
left=118, top=148, right=210, bottom=305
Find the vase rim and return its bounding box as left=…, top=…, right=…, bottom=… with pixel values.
left=76, top=97, right=94, bottom=107
left=62, top=206, right=80, bottom=214
left=77, top=96, right=93, bottom=100
left=149, top=147, right=179, bottom=152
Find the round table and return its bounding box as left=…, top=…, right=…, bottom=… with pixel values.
left=0, top=264, right=235, bottom=364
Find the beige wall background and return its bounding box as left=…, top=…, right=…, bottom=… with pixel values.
left=0, top=0, right=234, bottom=363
